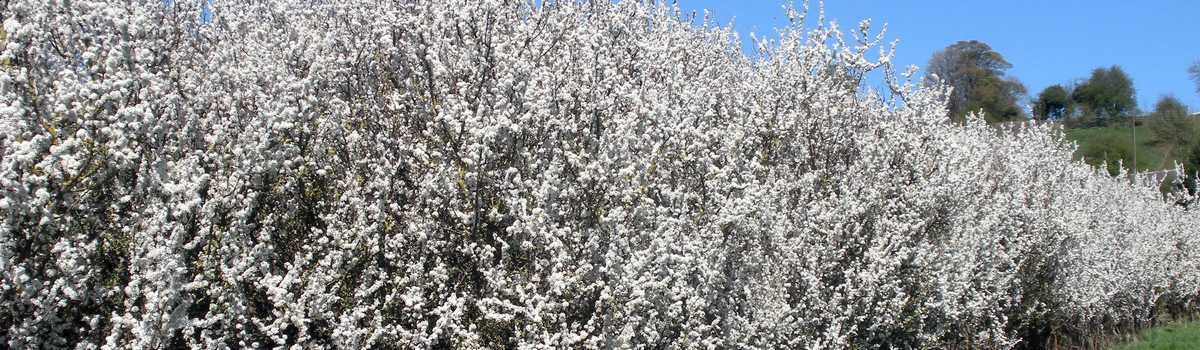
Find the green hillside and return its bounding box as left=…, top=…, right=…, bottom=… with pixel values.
left=1063, top=120, right=1200, bottom=175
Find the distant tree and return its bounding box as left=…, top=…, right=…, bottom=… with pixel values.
left=1071, top=66, right=1136, bottom=126
left=925, top=40, right=1027, bottom=123
left=1032, top=85, right=1074, bottom=121
left=1148, top=95, right=1194, bottom=146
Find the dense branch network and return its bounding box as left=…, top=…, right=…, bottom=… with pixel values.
left=0, top=1, right=1197, bottom=349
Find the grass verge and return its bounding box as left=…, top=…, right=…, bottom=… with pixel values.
left=1113, top=321, right=1200, bottom=350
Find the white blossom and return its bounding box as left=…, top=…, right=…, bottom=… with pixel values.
left=0, top=0, right=1197, bottom=349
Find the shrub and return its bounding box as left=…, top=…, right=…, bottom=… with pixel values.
left=0, top=0, right=1197, bottom=349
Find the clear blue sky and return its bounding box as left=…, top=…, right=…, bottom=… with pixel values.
left=677, top=0, right=1200, bottom=113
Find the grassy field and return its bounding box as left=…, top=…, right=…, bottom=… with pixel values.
left=1062, top=120, right=1199, bottom=174
left=1114, top=321, right=1200, bottom=350
left=1065, top=125, right=1164, bottom=172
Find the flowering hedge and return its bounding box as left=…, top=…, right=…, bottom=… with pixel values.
left=1, top=0, right=1197, bottom=349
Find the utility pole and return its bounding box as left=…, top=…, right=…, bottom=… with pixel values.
left=1131, top=112, right=1138, bottom=181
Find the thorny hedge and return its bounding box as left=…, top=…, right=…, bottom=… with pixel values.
left=1, top=0, right=1198, bottom=349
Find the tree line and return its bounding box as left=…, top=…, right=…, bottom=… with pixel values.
left=929, top=40, right=1197, bottom=126
left=929, top=40, right=1200, bottom=189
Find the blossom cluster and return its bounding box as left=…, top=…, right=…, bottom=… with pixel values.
left=1, top=0, right=1197, bottom=349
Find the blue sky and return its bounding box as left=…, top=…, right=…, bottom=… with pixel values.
left=677, top=0, right=1200, bottom=113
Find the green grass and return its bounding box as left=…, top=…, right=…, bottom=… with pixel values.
left=1064, top=124, right=1170, bottom=174
left=1114, top=321, right=1200, bottom=350
left=1070, top=125, right=1161, bottom=173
